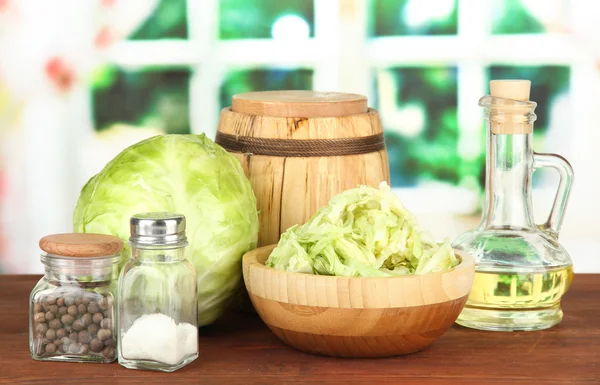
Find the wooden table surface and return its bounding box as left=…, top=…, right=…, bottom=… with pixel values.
left=0, top=275, right=598, bottom=384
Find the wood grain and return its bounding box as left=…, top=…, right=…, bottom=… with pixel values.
left=218, top=105, right=390, bottom=247
left=39, top=233, right=124, bottom=257
left=242, top=245, right=475, bottom=357
left=0, top=275, right=598, bottom=384
left=232, top=90, right=367, bottom=117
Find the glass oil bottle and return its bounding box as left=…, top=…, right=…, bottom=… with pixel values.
left=453, top=80, right=574, bottom=331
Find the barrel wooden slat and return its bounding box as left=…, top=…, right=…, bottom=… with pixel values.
left=279, top=151, right=389, bottom=237
left=217, top=91, right=390, bottom=248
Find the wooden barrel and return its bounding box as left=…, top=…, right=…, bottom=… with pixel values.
left=216, top=90, right=390, bottom=247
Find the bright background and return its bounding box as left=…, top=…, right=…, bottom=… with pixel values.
left=1, top=0, right=599, bottom=274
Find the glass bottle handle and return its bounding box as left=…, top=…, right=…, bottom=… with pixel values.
left=532, top=152, right=574, bottom=237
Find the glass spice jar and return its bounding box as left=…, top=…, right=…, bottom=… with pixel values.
left=118, top=212, right=198, bottom=372
left=29, top=233, right=123, bottom=363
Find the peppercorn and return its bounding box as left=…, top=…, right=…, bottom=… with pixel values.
left=92, top=312, right=103, bottom=324
left=45, top=329, right=56, bottom=340
left=98, top=297, right=109, bottom=310
left=102, top=346, right=114, bottom=359
left=58, top=306, right=67, bottom=315
left=48, top=304, right=58, bottom=314
left=81, top=313, right=92, bottom=326
left=100, top=318, right=112, bottom=330
left=90, top=338, right=103, bottom=353
left=78, top=304, right=87, bottom=314
left=87, top=301, right=100, bottom=314
left=46, top=295, right=56, bottom=305
left=49, top=319, right=62, bottom=330
left=34, top=312, right=46, bottom=323
left=67, top=305, right=78, bottom=316
left=73, top=320, right=85, bottom=332
left=69, top=332, right=78, bottom=342
left=56, top=297, right=64, bottom=307
left=45, top=343, right=57, bottom=353
left=35, top=323, right=49, bottom=335
left=80, top=344, right=89, bottom=354
left=103, top=338, right=114, bottom=348
left=53, top=338, right=61, bottom=346
left=82, top=297, right=91, bottom=306
left=68, top=343, right=81, bottom=354
left=87, top=323, right=99, bottom=335
left=61, top=337, right=72, bottom=347
left=74, top=297, right=82, bottom=306
left=44, top=311, right=55, bottom=321
left=78, top=330, right=91, bottom=344
left=61, top=314, right=74, bottom=325
left=34, top=303, right=43, bottom=313
left=58, top=344, right=66, bottom=353
left=56, top=328, right=67, bottom=338
left=64, top=296, right=75, bottom=306
left=97, top=329, right=111, bottom=341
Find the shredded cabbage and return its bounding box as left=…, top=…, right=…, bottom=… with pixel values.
left=266, top=182, right=458, bottom=277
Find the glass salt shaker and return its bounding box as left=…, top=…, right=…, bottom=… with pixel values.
left=118, top=212, right=198, bottom=372
left=30, top=233, right=123, bottom=363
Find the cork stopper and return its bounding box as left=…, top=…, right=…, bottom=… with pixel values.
left=231, top=90, right=368, bottom=117
left=490, top=80, right=531, bottom=101
left=488, top=80, right=534, bottom=135
left=39, top=233, right=124, bottom=258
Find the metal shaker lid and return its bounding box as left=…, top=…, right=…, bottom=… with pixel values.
left=129, top=212, right=188, bottom=248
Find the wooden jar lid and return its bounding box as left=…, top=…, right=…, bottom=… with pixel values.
left=39, top=233, right=124, bottom=257
left=232, top=90, right=368, bottom=117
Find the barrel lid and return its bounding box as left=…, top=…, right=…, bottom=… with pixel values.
left=231, top=90, right=368, bottom=117
left=39, top=233, right=124, bottom=258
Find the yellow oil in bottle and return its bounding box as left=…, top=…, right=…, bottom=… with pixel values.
left=457, top=266, right=574, bottom=331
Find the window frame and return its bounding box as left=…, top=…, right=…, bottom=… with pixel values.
left=101, top=0, right=596, bottom=216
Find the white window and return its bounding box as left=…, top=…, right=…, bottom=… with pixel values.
left=3, top=0, right=599, bottom=273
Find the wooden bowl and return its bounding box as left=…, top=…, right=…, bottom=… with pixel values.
left=242, top=245, right=475, bottom=358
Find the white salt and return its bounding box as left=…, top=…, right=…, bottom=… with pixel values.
left=121, top=313, right=198, bottom=365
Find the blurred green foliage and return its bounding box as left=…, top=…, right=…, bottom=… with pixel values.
left=380, top=67, right=465, bottom=187
left=92, top=66, right=190, bottom=134
left=491, top=0, right=545, bottom=34
left=90, top=0, right=569, bottom=192
left=220, top=69, right=313, bottom=109
left=129, top=0, right=187, bottom=40
left=489, top=66, right=570, bottom=186
left=489, top=66, right=570, bottom=133
left=370, top=0, right=457, bottom=36
left=219, top=0, right=313, bottom=39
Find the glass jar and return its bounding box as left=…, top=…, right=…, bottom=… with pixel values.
left=30, top=233, right=123, bottom=363
left=118, top=212, right=198, bottom=372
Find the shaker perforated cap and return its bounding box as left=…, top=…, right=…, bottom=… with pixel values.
left=129, top=212, right=188, bottom=247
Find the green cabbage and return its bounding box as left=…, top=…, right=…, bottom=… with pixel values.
left=73, top=134, right=258, bottom=326
left=266, top=182, right=458, bottom=277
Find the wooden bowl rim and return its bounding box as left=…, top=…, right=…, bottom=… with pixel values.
left=243, top=244, right=474, bottom=281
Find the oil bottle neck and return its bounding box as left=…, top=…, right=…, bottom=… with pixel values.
left=480, top=131, right=535, bottom=230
